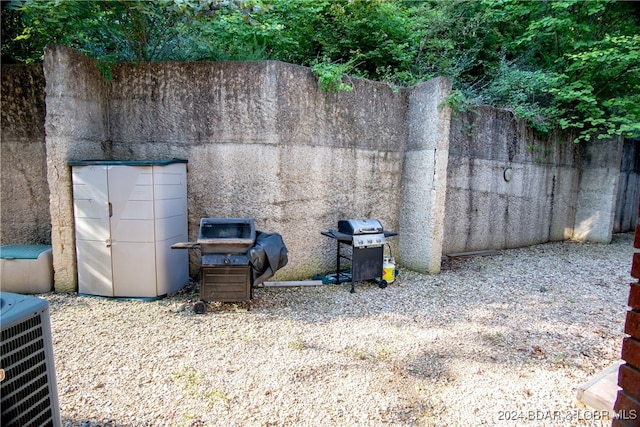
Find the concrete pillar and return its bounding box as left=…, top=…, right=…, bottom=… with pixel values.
left=43, top=45, right=109, bottom=292
left=399, top=77, right=452, bottom=273
left=573, top=137, right=624, bottom=243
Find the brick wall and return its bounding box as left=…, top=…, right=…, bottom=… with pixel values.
left=612, top=197, right=640, bottom=426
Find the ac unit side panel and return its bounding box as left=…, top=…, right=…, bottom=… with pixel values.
left=0, top=292, right=61, bottom=427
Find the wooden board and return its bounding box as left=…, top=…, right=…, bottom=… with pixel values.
left=261, top=280, right=324, bottom=287
left=577, top=361, right=621, bottom=412
left=444, top=249, right=501, bottom=258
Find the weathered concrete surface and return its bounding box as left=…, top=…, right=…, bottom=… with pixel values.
left=574, top=138, right=624, bottom=243
left=444, top=107, right=582, bottom=254
left=106, top=60, right=407, bottom=279
left=4, top=45, right=636, bottom=291
left=0, top=64, right=49, bottom=245
left=444, top=110, right=634, bottom=254
left=400, top=78, right=452, bottom=273
left=44, top=45, right=109, bottom=291
left=614, top=139, right=640, bottom=233
left=42, top=48, right=413, bottom=284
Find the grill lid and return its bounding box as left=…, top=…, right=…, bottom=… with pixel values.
left=338, top=219, right=383, bottom=235
left=352, top=233, right=386, bottom=248
left=197, top=218, right=256, bottom=254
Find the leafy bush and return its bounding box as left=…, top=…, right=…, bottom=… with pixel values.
left=2, top=0, right=639, bottom=142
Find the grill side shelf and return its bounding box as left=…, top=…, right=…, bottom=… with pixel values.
left=320, top=230, right=352, bottom=242
left=171, top=242, right=200, bottom=249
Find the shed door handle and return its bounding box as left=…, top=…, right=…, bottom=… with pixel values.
left=108, top=202, right=112, bottom=217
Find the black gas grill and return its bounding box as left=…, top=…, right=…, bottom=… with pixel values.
left=172, top=218, right=288, bottom=310
left=197, top=218, right=256, bottom=303
left=322, top=219, right=397, bottom=293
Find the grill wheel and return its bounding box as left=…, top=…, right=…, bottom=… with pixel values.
left=193, top=301, right=207, bottom=314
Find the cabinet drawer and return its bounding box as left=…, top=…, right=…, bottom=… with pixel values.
left=200, top=266, right=252, bottom=302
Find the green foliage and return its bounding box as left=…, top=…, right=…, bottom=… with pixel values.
left=551, top=34, right=640, bottom=142
left=505, top=0, right=640, bottom=142
left=311, top=56, right=355, bottom=92
left=173, top=0, right=273, bottom=61
left=482, top=59, right=561, bottom=134
left=2, top=0, right=264, bottom=63
left=406, top=0, right=640, bottom=142
left=307, top=0, right=413, bottom=81
left=2, top=0, right=639, bottom=143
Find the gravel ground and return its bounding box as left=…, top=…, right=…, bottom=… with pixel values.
left=42, top=233, right=635, bottom=427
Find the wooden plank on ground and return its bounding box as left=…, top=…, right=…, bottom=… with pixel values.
left=444, top=249, right=501, bottom=258
left=577, top=361, right=621, bottom=412
left=262, top=280, right=324, bottom=287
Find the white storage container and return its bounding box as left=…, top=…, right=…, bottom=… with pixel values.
left=69, top=159, right=189, bottom=298
left=0, top=245, right=53, bottom=294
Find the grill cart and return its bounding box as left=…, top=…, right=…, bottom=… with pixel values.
left=198, top=218, right=256, bottom=304
left=172, top=218, right=287, bottom=312
left=321, top=219, right=397, bottom=293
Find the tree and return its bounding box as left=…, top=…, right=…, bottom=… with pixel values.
left=2, top=0, right=639, bottom=142
left=405, top=0, right=640, bottom=142
left=1, top=0, right=264, bottom=63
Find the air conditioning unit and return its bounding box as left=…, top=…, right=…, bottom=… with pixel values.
left=1, top=292, right=61, bottom=427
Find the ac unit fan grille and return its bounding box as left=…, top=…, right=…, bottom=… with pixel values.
left=1, top=313, right=57, bottom=427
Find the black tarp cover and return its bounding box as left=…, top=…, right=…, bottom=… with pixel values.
left=248, top=231, right=288, bottom=286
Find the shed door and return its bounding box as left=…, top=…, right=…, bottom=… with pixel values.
left=72, top=165, right=113, bottom=296
left=107, top=166, right=156, bottom=297
left=72, top=165, right=157, bottom=297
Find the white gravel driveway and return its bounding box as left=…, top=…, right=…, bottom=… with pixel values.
left=43, top=233, right=635, bottom=427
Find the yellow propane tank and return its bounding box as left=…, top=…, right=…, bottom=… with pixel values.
left=382, top=257, right=396, bottom=284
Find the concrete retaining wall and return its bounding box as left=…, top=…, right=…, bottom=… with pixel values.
left=103, top=58, right=410, bottom=281
left=573, top=138, right=624, bottom=243
left=443, top=107, right=632, bottom=254
left=444, top=107, right=579, bottom=253
left=1, top=45, right=637, bottom=292
left=400, top=79, right=452, bottom=273
left=42, top=46, right=443, bottom=290
left=0, top=64, right=49, bottom=245
left=615, top=139, right=640, bottom=233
